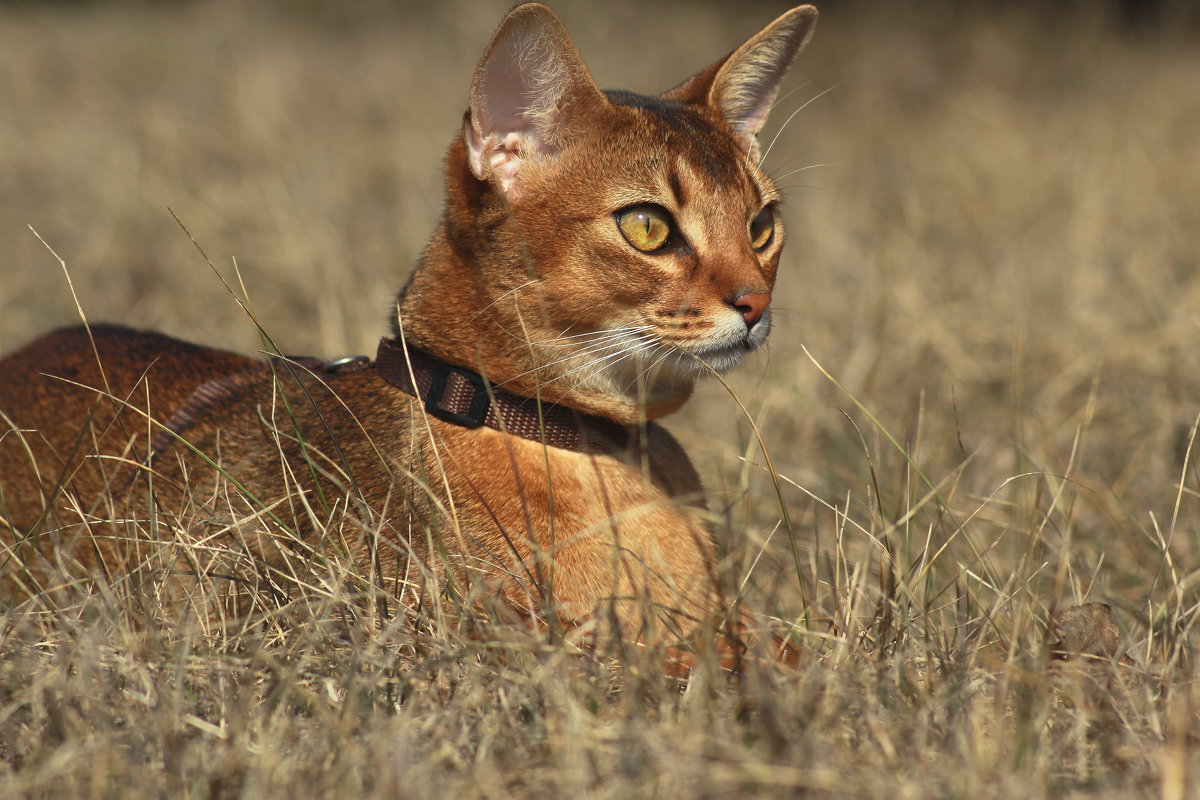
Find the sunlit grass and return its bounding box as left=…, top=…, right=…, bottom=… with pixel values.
left=1, top=1, right=1198, bottom=797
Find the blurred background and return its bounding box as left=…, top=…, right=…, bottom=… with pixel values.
left=1, top=0, right=1198, bottom=618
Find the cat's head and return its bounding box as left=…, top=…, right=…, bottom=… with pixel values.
left=452, top=3, right=817, bottom=418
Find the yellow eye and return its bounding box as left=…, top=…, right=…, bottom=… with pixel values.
left=750, top=206, right=775, bottom=251
left=616, top=205, right=672, bottom=252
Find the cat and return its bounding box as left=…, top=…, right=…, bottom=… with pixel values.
left=0, top=3, right=818, bottom=670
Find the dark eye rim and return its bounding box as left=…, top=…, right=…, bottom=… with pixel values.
left=750, top=205, right=776, bottom=251
left=615, top=203, right=676, bottom=253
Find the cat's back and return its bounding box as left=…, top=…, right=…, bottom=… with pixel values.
left=0, top=324, right=258, bottom=530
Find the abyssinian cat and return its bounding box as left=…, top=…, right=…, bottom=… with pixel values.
left=0, top=4, right=818, bottom=667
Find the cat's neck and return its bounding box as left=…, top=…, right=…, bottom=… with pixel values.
left=393, top=140, right=694, bottom=426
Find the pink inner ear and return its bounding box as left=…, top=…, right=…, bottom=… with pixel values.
left=462, top=4, right=606, bottom=202
left=464, top=13, right=565, bottom=199
left=730, top=99, right=773, bottom=148
left=465, top=113, right=547, bottom=202
left=488, top=133, right=533, bottom=198
left=715, top=59, right=796, bottom=158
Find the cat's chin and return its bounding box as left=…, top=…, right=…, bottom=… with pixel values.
left=671, top=317, right=771, bottom=376
left=672, top=341, right=757, bottom=375
left=639, top=338, right=760, bottom=385
left=695, top=343, right=754, bottom=373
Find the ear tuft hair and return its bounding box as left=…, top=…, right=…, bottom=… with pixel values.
left=666, top=6, right=818, bottom=160
left=464, top=3, right=607, bottom=201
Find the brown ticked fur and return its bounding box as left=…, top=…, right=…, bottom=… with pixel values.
left=0, top=4, right=817, bottom=665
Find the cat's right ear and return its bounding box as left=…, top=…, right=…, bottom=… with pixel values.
left=465, top=3, right=607, bottom=202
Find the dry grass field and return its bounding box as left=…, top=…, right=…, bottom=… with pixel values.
left=2, top=0, right=1199, bottom=796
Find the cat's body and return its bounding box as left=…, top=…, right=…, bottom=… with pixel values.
left=0, top=4, right=817, bottom=664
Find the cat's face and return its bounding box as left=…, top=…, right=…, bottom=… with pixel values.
left=459, top=3, right=816, bottom=409
left=505, top=93, right=782, bottom=400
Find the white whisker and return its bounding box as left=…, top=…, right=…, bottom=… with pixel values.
left=623, top=343, right=677, bottom=395
left=492, top=329, right=655, bottom=390
left=540, top=324, right=655, bottom=348
left=539, top=338, right=652, bottom=392
left=490, top=319, right=652, bottom=352
left=758, top=83, right=842, bottom=169
left=767, top=81, right=815, bottom=115
left=771, top=162, right=832, bottom=182
left=469, top=279, right=540, bottom=323
left=547, top=331, right=658, bottom=387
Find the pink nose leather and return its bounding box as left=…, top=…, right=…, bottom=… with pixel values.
left=733, top=292, right=771, bottom=326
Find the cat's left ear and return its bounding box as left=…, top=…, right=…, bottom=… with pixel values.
left=666, top=5, right=818, bottom=160
left=464, top=3, right=608, bottom=201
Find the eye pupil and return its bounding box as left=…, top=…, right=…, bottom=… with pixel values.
left=617, top=205, right=672, bottom=252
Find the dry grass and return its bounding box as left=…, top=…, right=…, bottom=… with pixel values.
left=2, top=1, right=1199, bottom=797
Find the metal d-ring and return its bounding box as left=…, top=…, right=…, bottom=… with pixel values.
left=320, top=354, right=370, bottom=374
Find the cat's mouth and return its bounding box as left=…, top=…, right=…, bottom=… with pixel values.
left=686, top=309, right=772, bottom=369
left=666, top=318, right=771, bottom=375
left=687, top=339, right=758, bottom=372
left=551, top=313, right=769, bottom=399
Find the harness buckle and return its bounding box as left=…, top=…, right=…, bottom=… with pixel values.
left=423, top=362, right=490, bottom=428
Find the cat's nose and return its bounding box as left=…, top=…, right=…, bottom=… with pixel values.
left=732, top=292, right=771, bottom=327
